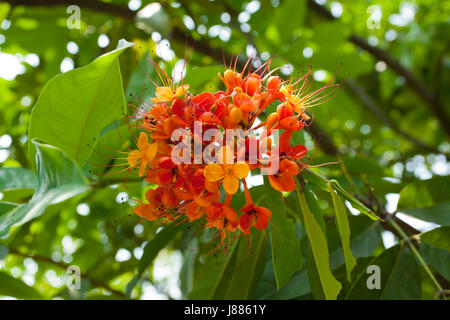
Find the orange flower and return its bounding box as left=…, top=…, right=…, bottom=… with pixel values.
left=281, top=85, right=310, bottom=121
left=268, top=159, right=299, bottom=192
left=203, top=147, right=249, bottom=194
left=240, top=203, right=272, bottom=233
left=206, top=204, right=239, bottom=231
left=127, top=132, right=158, bottom=177
left=134, top=188, right=162, bottom=220
left=151, top=84, right=189, bottom=103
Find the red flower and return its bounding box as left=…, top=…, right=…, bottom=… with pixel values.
left=240, top=203, right=272, bottom=233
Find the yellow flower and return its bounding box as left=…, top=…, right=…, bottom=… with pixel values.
left=151, top=84, right=189, bottom=103
left=127, top=132, right=158, bottom=177
left=203, top=146, right=249, bottom=194
left=281, top=85, right=310, bottom=120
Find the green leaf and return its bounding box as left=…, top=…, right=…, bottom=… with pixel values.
left=345, top=245, right=421, bottom=300
left=0, top=271, right=43, bottom=299
left=126, top=223, right=182, bottom=298
left=126, top=54, right=156, bottom=103
left=189, top=229, right=267, bottom=300
left=28, top=39, right=134, bottom=166
left=0, top=140, right=88, bottom=237
left=263, top=177, right=302, bottom=289
left=275, top=0, right=306, bottom=41
left=295, top=182, right=342, bottom=300
left=0, top=201, right=18, bottom=215
left=180, top=238, right=199, bottom=298
left=183, top=65, right=226, bottom=92
left=189, top=238, right=240, bottom=299
left=330, top=179, right=380, bottom=221
left=420, top=242, right=450, bottom=281
left=397, top=177, right=450, bottom=225
left=420, top=226, right=450, bottom=281
left=0, top=167, right=36, bottom=191
left=221, top=230, right=267, bottom=299
left=260, top=216, right=381, bottom=300
left=330, top=188, right=356, bottom=282
left=421, top=226, right=450, bottom=252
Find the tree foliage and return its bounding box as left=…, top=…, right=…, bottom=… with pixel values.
left=0, top=0, right=449, bottom=300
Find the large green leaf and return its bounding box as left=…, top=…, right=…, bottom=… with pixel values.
left=0, top=140, right=88, bottom=237
left=0, top=271, right=43, bottom=300
left=28, top=39, right=134, bottom=166
left=421, top=226, right=450, bottom=252
left=219, top=230, right=268, bottom=299
left=330, top=188, right=356, bottom=281
left=0, top=167, right=36, bottom=191
left=0, top=202, right=18, bottom=215
left=397, top=177, right=450, bottom=225
left=420, top=226, right=450, bottom=281
left=189, top=229, right=267, bottom=300
left=296, top=183, right=342, bottom=300
left=345, top=245, right=421, bottom=300
left=179, top=238, right=199, bottom=298
left=189, top=238, right=240, bottom=299
left=275, top=0, right=306, bottom=42
left=264, top=177, right=302, bottom=289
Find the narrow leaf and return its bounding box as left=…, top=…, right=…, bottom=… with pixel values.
left=330, top=187, right=356, bottom=282
left=264, top=177, right=302, bottom=289
left=295, top=181, right=342, bottom=300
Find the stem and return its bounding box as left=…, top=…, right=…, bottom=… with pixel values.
left=387, top=217, right=445, bottom=297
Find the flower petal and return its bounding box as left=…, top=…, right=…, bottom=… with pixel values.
left=146, top=142, right=158, bottom=160
left=175, top=84, right=189, bottom=97
left=138, top=132, right=149, bottom=151
left=152, top=87, right=171, bottom=103
left=269, top=174, right=296, bottom=192
left=280, top=159, right=299, bottom=176
left=232, top=163, right=250, bottom=179
left=204, top=164, right=226, bottom=182
left=135, top=204, right=158, bottom=220
left=223, top=175, right=239, bottom=194
left=239, top=212, right=252, bottom=231
left=139, top=158, right=148, bottom=177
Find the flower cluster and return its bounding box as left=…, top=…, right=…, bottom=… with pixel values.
left=126, top=58, right=337, bottom=240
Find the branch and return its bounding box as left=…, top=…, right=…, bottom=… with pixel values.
left=3, top=0, right=134, bottom=19
left=8, top=249, right=127, bottom=299
left=346, top=80, right=445, bottom=156
left=307, top=0, right=450, bottom=136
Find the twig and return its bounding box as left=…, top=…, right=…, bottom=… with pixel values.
left=8, top=249, right=127, bottom=299
left=346, top=80, right=445, bottom=155
left=306, top=0, right=450, bottom=136
left=386, top=217, right=445, bottom=297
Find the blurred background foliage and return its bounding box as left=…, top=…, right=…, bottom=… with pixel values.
left=0, top=0, right=449, bottom=300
